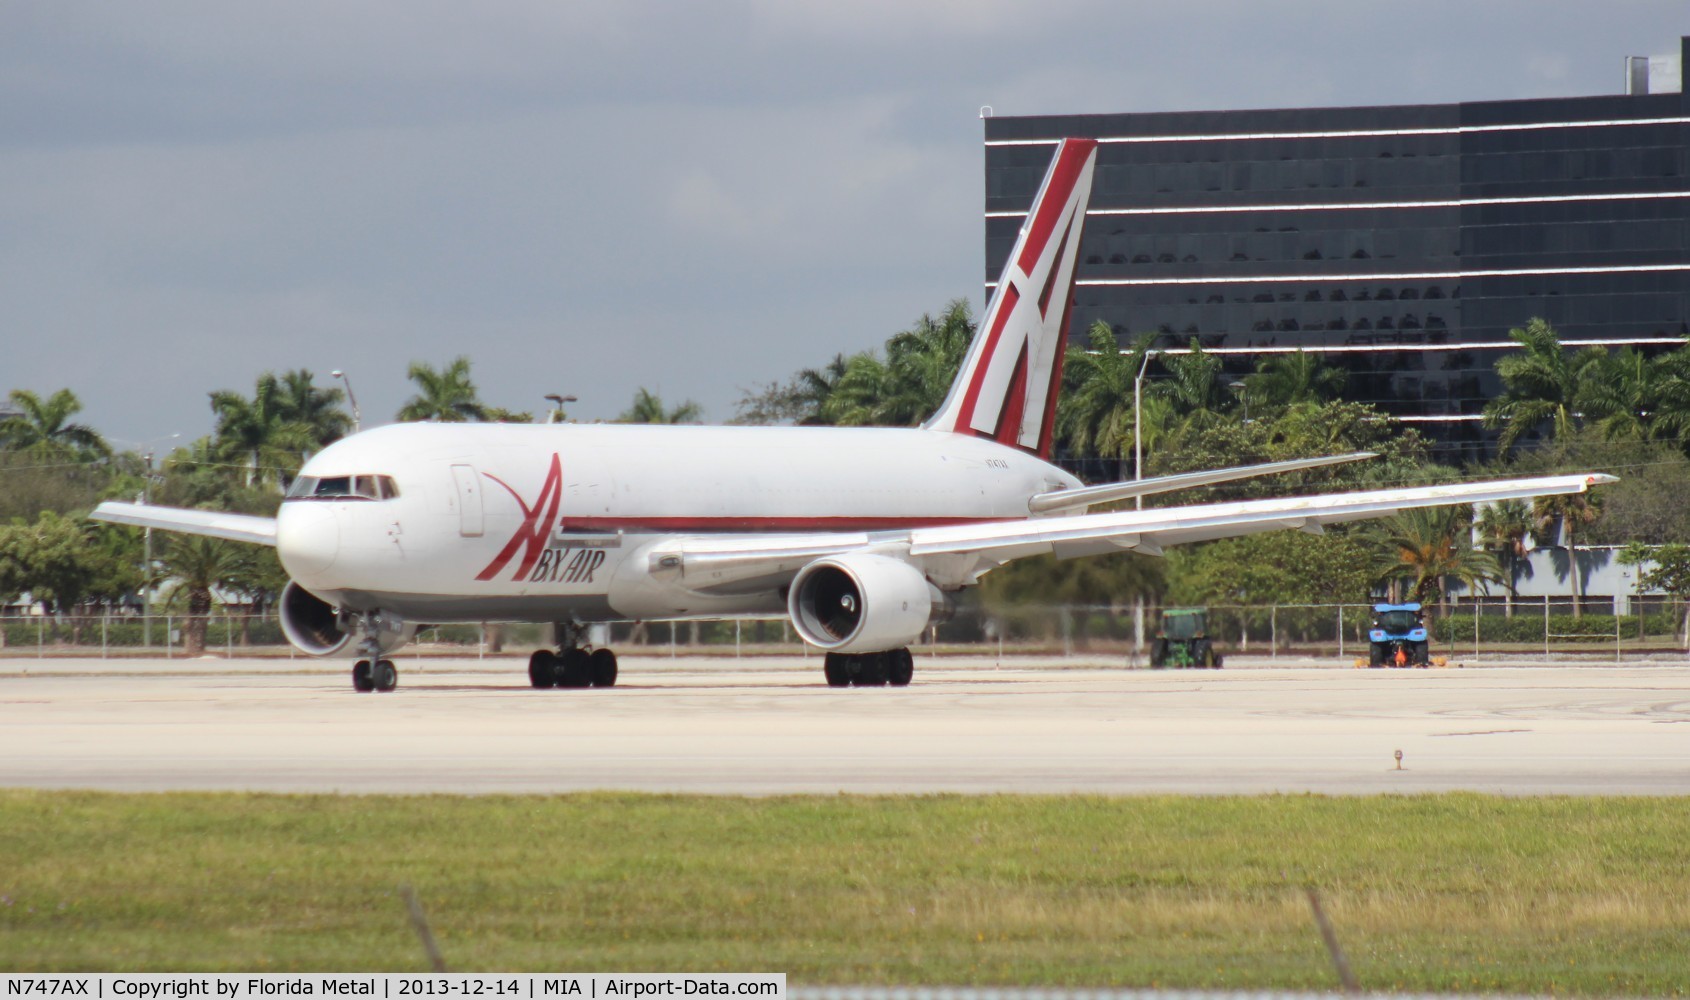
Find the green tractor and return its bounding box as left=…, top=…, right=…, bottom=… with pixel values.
left=1149, top=607, right=1223, bottom=669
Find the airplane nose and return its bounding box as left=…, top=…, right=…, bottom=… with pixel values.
left=277, top=503, right=340, bottom=578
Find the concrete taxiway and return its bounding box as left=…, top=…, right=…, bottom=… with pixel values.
left=1, top=656, right=1687, bottom=794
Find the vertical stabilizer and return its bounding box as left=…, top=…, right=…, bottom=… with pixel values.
left=926, top=138, right=1096, bottom=457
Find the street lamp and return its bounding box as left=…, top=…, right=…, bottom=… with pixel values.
left=330, top=370, right=361, bottom=433
left=545, top=394, right=577, bottom=424
left=1229, top=379, right=1249, bottom=423
left=1132, top=350, right=1159, bottom=510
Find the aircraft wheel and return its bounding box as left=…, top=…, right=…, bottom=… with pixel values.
left=374, top=659, right=399, bottom=692
left=852, top=652, right=889, bottom=687
left=823, top=652, right=849, bottom=687
left=886, top=648, right=914, bottom=686
left=557, top=649, right=593, bottom=688
left=352, top=659, right=375, bottom=693
left=529, top=650, right=557, bottom=688
left=589, top=648, right=618, bottom=687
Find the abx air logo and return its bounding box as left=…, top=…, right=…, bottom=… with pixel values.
left=477, top=455, right=564, bottom=582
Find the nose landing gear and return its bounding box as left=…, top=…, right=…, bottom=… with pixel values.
left=528, top=623, right=618, bottom=690
left=348, top=611, right=401, bottom=693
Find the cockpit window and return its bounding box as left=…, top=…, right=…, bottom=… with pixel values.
left=285, top=475, right=400, bottom=501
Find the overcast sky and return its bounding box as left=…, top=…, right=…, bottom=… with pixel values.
left=3, top=1, right=1686, bottom=446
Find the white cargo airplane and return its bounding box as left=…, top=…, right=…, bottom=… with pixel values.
left=94, top=138, right=1613, bottom=692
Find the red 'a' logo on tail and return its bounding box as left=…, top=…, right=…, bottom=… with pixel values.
left=476, top=454, right=564, bottom=582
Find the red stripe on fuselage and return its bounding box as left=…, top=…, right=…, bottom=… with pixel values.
left=1015, top=140, right=1094, bottom=278
left=556, top=514, right=1010, bottom=533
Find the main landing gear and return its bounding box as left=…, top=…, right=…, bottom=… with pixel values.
left=529, top=623, right=618, bottom=689
left=823, top=648, right=914, bottom=687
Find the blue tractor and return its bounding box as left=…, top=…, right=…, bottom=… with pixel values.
left=1368, top=603, right=1430, bottom=668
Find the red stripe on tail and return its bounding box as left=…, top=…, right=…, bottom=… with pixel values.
left=1015, top=142, right=1092, bottom=278
left=993, top=342, right=1030, bottom=448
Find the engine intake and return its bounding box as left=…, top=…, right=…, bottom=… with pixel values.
left=278, top=581, right=349, bottom=656
left=788, top=554, right=934, bottom=653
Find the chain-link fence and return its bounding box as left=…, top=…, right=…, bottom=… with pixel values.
left=2, top=599, right=1685, bottom=660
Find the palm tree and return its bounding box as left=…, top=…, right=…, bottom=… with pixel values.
left=1056, top=323, right=1161, bottom=480
left=618, top=388, right=704, bottom=424
left=1482, top=317, right=1607, bottom=456
left=1244, top=350, right=1347, bottom=409
left=1475, top=498, right=1533, bottom=618
left=0, top=388, right=110, bottom=459
left=1154, top=339, right=1230, bottom=428
left=1374, top=505, right=1498, bottom=616
left=1532, top=490, right=1603, bottom=619
left=209, top=374, right=318, bottom=488
left=824, top=301, right=975, bottom=427
left=153, top=534, right=257, bottom=657
left=275, top=369, right=351, bottom=446
left=398, top=357, right=488, bottom=422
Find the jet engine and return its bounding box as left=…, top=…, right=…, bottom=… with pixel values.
left=278, top=581, right=416, bottom=657
left=279, top=581, right=350, bottom=656
left=788, top=553, right=936, bottom=653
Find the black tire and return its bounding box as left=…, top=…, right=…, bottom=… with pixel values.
left=557, top=649, right=592, bottom=688
left=846, top=652, right=889, bottom=687
left=374, top=659, right=398, bottom=692
left=886, top=648, right=914, bottom=686
left=589, top=648, right=618, bottom=687
left=1368, top=643, right=1384, bottom=668
left=1414, top=641, right=1430, bottom=667
left=1150, top=638, right=1168, bottom=668
left=528, top=650, right=557, bottom=688
left=1194, top=639, right=1212, bottom=669
left=823, top=652, right=849, bottom=687
left=352, top=659, right=375, bottom=692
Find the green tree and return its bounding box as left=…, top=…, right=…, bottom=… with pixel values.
left=824, top=301, right=975, bottom=427
left=1532, top=490, right=1604, bottom=619
left=1373, top=506, right=1497, bottom=615
left=1617, top=540, right=1652, bottom=639
left=732, top=354, right=850, bottom=426
left=1639, top=543, right=1690, bottom=645
left=274, top=369, right=352, bottom=446
left=1475, top=498, right=1534, bottom=618
left=398, top=357, right=488, bottom=423
left=0, top=388, right=109, bottom=460
left=1153, top=339, right=1230, bottom=427
left=1482, top=317, right=1607, bottom=456
left=154, top=534, right=259, bottom=657
left=1056, top=324, right=1166, bottom=480
left=618, top=388, right=704, bottom=424
left=209, top=373, right=318, bottom=489
left=1243, top=350, right=1347, bottom=410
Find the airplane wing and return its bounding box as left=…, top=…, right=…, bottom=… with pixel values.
left=1026, top=452, right=1377, bottom=513
left=654, top=473, right=1614, bottom=592
left=911, top=473, right=1616, bottom=564
left=90, top=501, right=278, bottom=547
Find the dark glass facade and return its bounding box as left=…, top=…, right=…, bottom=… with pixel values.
left=986, top=38, right=1690, bottom=462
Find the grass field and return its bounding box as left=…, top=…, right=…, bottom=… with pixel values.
left=1, top=792, right=1687, bottom=993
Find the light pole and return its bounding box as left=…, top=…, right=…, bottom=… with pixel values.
left=545, top=394, right=577, bottom=424
left=1229, top=379, right=1249, bottom=423
left=1132, top=349, right=1158, bottom=510
left=331, top=370, right=361, bottom=433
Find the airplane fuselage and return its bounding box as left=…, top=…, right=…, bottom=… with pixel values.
left=278, top=423, right=1082, bottom=623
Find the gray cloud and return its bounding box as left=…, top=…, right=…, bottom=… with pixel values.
left=2, top=1, right=1685, bottom=441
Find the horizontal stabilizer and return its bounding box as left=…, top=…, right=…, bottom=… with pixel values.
left=91, top=501, right=278, bottom=547
left=1028, top=452, right=1378, bottom=513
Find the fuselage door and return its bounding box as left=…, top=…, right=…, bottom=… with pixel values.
left=451, top=464, right=484, bottom=537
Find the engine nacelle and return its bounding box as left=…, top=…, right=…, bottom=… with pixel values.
left=278, top=581, right=415, bottom=657
left=279, top=581, right=348, bottom=656
left=788, top=553, right=934, bottom=653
